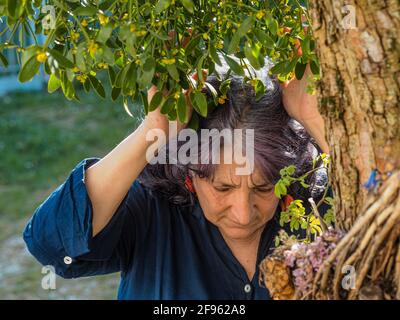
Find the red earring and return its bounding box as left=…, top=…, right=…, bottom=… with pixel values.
left=280, top=194, right=294, bottom=211
left=185, top=175, right=196, bottom=194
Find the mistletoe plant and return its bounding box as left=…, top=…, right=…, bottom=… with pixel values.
left=0, top=0, right=319, bottom=129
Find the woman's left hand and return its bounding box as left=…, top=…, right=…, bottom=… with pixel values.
left=280, top=65, right=330, bottom=154
left=280, top=64, right=320, bottom=125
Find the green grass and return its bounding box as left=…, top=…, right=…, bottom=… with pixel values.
left=0, top=89, right=144, bottom=219
left=0, top=88, right=144, bottom=299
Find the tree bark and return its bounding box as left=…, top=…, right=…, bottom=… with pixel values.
left=309, top=0, right=400, bottom=230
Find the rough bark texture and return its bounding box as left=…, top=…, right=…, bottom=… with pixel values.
left=310, top=0, right=400, bottom=230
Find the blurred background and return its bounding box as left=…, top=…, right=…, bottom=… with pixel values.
left=0, top=51, right=144, bottom=298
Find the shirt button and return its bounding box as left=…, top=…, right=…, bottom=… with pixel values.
left=63, top=256, right=72, bottom=265
left=244, top=284, right=252, bottom=293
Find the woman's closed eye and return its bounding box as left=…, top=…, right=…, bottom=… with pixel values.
left=253, top=187, right=273, bottom=193
left=214, top=186, right=234, bottom=193
left=213, top=185, right=273, bottom=193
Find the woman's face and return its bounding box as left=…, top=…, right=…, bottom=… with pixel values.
left=192, top=160, right=280, bottom=242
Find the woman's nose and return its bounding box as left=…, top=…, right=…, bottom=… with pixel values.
left=229, top=194, right=254, bottom=226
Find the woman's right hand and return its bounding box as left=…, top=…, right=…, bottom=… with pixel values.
left=143, top=83, right=194, bottom=137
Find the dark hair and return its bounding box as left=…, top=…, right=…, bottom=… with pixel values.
left=138, top=56, right=327, bottom=206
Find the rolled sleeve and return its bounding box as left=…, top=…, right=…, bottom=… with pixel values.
left=23, top=157, right=136, bottom=278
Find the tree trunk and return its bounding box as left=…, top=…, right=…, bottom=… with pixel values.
left=309, top=0, right=400, bottom=230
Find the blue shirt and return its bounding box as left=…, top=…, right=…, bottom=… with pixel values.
left=23, top=157, right=330, bottom=300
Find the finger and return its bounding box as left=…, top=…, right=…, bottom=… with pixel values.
left=181, top=27, right=193, bottom=48
left=191, top=69, right=208, bottom=82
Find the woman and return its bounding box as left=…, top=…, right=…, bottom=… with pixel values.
left=23, top=58, right=330, bottom=300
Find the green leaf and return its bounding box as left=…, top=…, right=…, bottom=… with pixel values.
left=149, top=90, right=163, bottom=112
left=267, top=19, right=278, bottom=36
left=160, top=96, right=175, bottom=115
left=177, top=92, right=188, bottom=123
left=209, top=45, right=222, bottom=66
left=196, top=53, right=207, bottom=83
left=227, top=32, right=240, bottom=55
left=18, top=55, right=41, bottom=83
left=155, top=0, right=171, bottom=15
left=83, top=78, right=91, bottom=92
left=286, top=165, right=296, bottom=175
left=122, top=62, right=137, bottom=95
left=274, top=181, right=287, bottom=199
left=270, top=61, right=288, bottom=75
left=0, top=51, right=8, bottom=67
left=166, top=64, right=180, bottom=82
left=60, top=70, right=75, bottom=100
left=115, top=63, right=130, bottom=88
left=148, top=29, right=170, bottom=40
left=223, top=55, right=244, bottom=76
left=140, top=90, right=149, bottom=115
left=184, top=34, right=201, bottom=55
left=88, top=75, right=106, bottom=98
left=237, top=16, right=254, bottom=36
left=192, top=91, right=208, bottom=117
left=187, top=112, right=199, bottom=131
left=140, top=57, right=156, bottom=87
left=219, top=79, right=231, bottom=96
left=7, top=0, right=24, bottom=19
left=111, top=86, right=121, bottom=101
left=48, top=73, right=61, bottom=93
left=301, top=35, right=311, bottom=57
left=182, top=0, right=194, bottom=14
left=295, top=62, right=307, bottom=80
left=254, top=79, right=265, bottom=101
left=73, top=6, right=98, bottom=16
left=47, top=48, right=74, bottom=69
left=244, top=42, right=261, bottom=70
left=96, top=23, right=113, bottom=43
left=255, top=29, right=274, bottom=49
left=310, top=59, right=320, bottom=75
left=108, top=66, right=116, bottom=86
